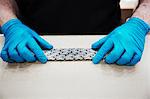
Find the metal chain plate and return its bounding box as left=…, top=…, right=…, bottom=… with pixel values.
left=44, top=48, right=96, bottom=61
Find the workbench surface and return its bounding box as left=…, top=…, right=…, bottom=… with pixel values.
left=0, top=35, right=150, bottom=99
left=120, top=0, right=139, bottom=9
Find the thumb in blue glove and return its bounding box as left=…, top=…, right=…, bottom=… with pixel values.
left=92, top=17, right=150, bottom=66
left=0, top=19, right=53, bottom=63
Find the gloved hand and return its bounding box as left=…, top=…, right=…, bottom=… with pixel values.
left=92, top=17, right=150, bottom=66
left=0, top=19, right=53, bottom=63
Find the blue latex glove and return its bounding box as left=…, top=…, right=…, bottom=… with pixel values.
left=92, top=17, right=150, bottom=66
left=0, top=19, right=53, bottom=63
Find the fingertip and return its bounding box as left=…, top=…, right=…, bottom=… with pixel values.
left=92, top=60, right=99, bottom=64
left=1, top=51, right=9, bottom=61
left=116, top=61, right=122, bottom=65
left=105, top=58, right=112, bottom=64
left=28, top=57, right=36, bottom=63
left=41, top=42, right=53, bottom=50
left=47, top=44, right=53, bottom=50
left=127, top=59, right=140, bottom=66
left=92, top=57, right=100, bottom=64
left=40, top=58, right=48, bottom=64
left=38, top=55, right=48, bottom=64
left=91, top=42, right=98, bottom=49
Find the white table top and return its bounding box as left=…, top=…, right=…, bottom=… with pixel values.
left=0, top=35, right=150, bottom=99
left=120, top=0, right=139, bottom=9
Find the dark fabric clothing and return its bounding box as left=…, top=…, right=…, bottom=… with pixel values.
left=15, top=0, right=121, bottom=35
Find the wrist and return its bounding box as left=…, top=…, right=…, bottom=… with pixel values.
left=1, top=18, right=22, bottom=35
left=127, top=17, right=150, bottom=35
left=0, top=14, right=17, bottom=26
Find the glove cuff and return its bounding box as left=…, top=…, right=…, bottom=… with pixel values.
left=1, top=18, right=22, bottom=36
left=127, top=17, right=150, bottom=35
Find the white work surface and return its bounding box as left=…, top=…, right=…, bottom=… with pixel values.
left=120, top=0, right=139, bottom=9
left=0, top=35, right=150, bottom=99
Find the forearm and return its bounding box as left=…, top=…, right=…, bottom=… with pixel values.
left=132, top=0, right=150, bottom=25
left=0, top=0, right=18, bottom=26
